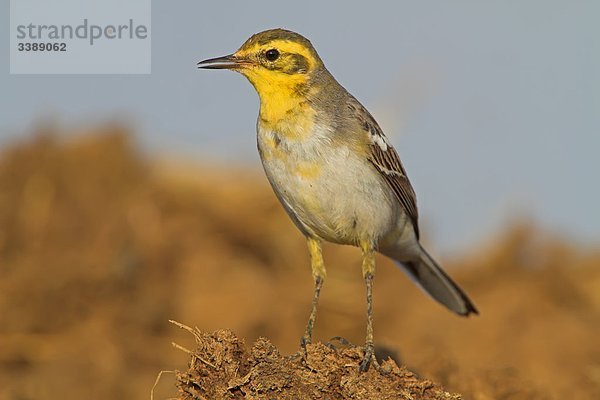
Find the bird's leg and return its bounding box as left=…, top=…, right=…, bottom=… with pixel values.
left=359, top=241, right=380, bottom=372
left=301, top=237, right=326, bottom=351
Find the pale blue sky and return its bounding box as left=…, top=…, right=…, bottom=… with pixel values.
left=2, top=0, right=599, bottom=254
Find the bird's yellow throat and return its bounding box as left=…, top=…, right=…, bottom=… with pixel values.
left=243, top=67, right=312, bottom=127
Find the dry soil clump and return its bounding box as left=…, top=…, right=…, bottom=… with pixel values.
left=172, top=326, right=460, bottom=400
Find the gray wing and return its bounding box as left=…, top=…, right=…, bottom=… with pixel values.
left=346, top=97, right=420, bottom=238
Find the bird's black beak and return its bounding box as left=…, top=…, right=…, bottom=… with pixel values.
left=197, top=54, right=249, bottom=70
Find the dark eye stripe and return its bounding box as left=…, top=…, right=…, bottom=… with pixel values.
left=284, top=54, right=309, bottom=74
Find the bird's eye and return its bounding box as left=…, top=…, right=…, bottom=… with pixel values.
left=265, top=49, right=280, bottom=61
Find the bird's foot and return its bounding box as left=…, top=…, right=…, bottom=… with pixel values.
left=300, top=334, right=311, bottom=348
left=359, top=342, right=375, bottom=372
left=358, top=342, right=389, bottom=374
left=300, top=334, right=312, bottom=357
left=299, top=334, right=319, bottom=372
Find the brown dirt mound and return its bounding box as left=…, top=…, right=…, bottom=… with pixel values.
left=170, top=325, right=459, bottom=400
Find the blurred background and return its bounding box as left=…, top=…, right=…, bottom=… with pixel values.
left=0, top=1, right=599, bottom=399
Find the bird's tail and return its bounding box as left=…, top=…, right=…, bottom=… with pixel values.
left=389, top=244, right=478, bottom=316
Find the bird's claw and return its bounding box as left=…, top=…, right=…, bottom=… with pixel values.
left=359, top=342, right=375, bottom=372
left=300, top=334, right=311, bottom=357
left=359, top=344, right=391, bottom=374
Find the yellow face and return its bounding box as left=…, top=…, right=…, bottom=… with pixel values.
left=198, top=29, right=323, bottom=122
left=233, top=39, right=318, bottom=97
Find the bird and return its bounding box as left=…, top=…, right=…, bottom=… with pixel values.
left=197, top=28, right=478, bottom=372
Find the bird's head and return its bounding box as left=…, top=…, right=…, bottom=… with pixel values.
left=198, top=29, right=324, bottom=101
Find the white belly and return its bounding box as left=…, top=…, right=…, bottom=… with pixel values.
left=257, top=124, right=401, bottom=245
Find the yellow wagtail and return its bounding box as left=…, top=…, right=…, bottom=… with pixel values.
left=198, top=28, right=478, bottom=371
